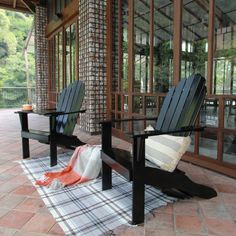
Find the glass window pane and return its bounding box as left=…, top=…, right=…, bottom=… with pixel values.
left=112, top=113, right=115, bottom=128
left=199, top=131, right=217, bottom=159
left=213, top=1, right=236, bottom=95
left=117, top=95, right=121, bottom=111
left=65, top=27, right=71, bottom=86
left=112, top=94, right=115, bottom=110
left=124, top=95, right=128, bottom=112
left=146, top=96, right=157, bottom=116
left=123, top=53, right=128, bottom=92
left=134, top=0, right=150, bottom=93
left=224, top=99, right=236, bottom=129
left=59, top=32, right=63, bottom=91
left=116, top=113, right=121, bottom=129
left=223, top=134, right=236, bottom=164
left=71, top=23, right=76, bottom=82
left=153, top=0, right=173, bottom=92
left=200, top=99, right=219, bottom=127
left=181, top=0, right=208, bottom=79
left=187, top=134, right=195, bottom=152
left=122, top=1, right=128, bottom=92
left=122, top=113, right=129, bottom=132
left=55, top=34, right=59, bottom=96
left=133, top=96, right=142, bottom=114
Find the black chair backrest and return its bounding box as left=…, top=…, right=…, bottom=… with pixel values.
left=155, top=74, right=206, bottom=135
left=56, top=80, right=85, bottom=135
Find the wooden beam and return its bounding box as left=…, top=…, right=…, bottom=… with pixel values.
left=0, top=2, right=30, bottom=13
left=21, top=0, right=35, bottom=13
left=46, top=0, right=79, bottom=38
left=13, top=0, right=17, bottom=8
left=128, top=0, right=134, bottom=131
left=118, top=0, right=122, bottom=92
left=173, top=0, right=183, bottom=85
left=207, top=0, right=214, bottom=95
left=149, top=0, right=154, bottom=93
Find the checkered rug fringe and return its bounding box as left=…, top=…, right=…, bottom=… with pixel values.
left=20, top=153, right=176, bottom=236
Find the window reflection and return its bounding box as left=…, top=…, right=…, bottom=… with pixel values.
left=133, top=96, right=142, bottom=114
left=134, top=0, right=150, bottom=93
left=153, top=0, right=173, bottom=92
left=187, top=134, right=195, bottom=153
left=146, top=96, right=158, bottom=116
left=65, top=27, right=70, bottom=85
left=213, top=1, right=236, bottom=95
left=223, top=134, right=236, bottom=164
left=199, top=131, right=218, bottom=159
left=65, top=23, right=76, bottom=86
left=71, top=23, right=76, bottom=83
left=200, top=99, right=219, bottom=127
left=224, top=99, right=236, bottom=129
left=181, top=0, right=208, bottom=79
left=59, top=32, right=63, bottom=91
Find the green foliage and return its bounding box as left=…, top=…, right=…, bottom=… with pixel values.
left=0, top=9, right=35, bottom=108
left=0, top=10, right=17, bottom=59
left=0, top=10, right=10, bottom=29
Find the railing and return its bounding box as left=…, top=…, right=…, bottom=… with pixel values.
left=0, top=87, right=36, bottom=108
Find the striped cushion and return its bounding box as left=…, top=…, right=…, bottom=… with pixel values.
left=145, top=134, right=191, bottom=172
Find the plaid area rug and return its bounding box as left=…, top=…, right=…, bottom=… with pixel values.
left=20, top=153, right=176, bottom=236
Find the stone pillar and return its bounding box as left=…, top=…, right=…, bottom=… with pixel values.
left=34, top=6, right=48, bottom=110
left=78, top=0, right=107, bottom=134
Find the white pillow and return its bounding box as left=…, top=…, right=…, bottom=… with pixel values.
left=145, top=134, right=191, bottom=172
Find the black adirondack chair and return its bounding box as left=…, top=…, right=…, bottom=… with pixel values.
left=16, top=80, right=86, bottom=167
left=101, top=74, right=217, bottom=225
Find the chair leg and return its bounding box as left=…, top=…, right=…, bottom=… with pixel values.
left=50, top=142, right=57, bottom=167
left=22, top=137, right=30, bottom=158
left=102, top=161, right=112, bottom=190
left=132, top=175, right=145, bottom=225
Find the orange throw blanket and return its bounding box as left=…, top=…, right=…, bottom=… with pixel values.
left=36, top=144, right=101, bottom=189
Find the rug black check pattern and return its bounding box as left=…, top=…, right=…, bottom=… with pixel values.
left=20, top=153, right=176, bottom=236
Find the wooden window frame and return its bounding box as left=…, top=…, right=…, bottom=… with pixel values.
left=107, top=0, right=236, bottom=178
left=47, top=1, right=79, bottom=106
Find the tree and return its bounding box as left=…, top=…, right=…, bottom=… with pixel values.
left=0, top=10, right=17, bottom=60
left=0, top=9, right=34, bottom=108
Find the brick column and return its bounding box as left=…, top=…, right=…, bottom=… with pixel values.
left=112, top=1, right=119, bottom=92
left=34, top=6, right=48, bottom=110
left=78, top=0, right=107, bottom=134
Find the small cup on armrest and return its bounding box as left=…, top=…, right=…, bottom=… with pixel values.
left=22, top=104, right=33, bottom=111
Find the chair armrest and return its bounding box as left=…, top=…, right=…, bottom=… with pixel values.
left=15, top=109, right=86, bottom=117
left=15, top=110, right=34, bottom=114
left=15, top=108, right=56, bottom=115
left=44, top=109, right=86, bottom=116
left=100, top=116, right=158, bottom=124
left=133, top=126, right=205, bottom=138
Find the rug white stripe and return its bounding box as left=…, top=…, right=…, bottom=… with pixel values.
left=20, top=153, right=176, bottom=236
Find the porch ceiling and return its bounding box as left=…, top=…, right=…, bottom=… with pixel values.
left=0, top=0, right=39, bottom=13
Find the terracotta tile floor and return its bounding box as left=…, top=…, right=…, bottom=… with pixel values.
left=0, top=108, right=235, bottom=236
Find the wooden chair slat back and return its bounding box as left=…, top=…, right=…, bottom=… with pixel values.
left=176, top=79, right=206, bottom=131
left=155, top=74, right=206, bottom=135
left=56, top=83, right=73, bottom=133
left=55, top=80, right=85, bottom=135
